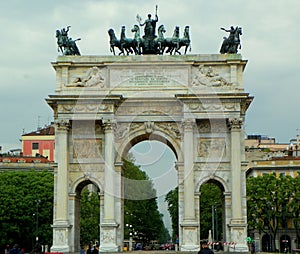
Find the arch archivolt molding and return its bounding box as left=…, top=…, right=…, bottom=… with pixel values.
left=195, top=171, right=230, bottom=194
left=114, top=120, right=183, bottom=161
left=69, top=172, right=104, bottom=194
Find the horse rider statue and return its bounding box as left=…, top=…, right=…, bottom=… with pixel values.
left=219, top=26, right=242, bottom=54
left=56, top=26, right=81, bottom=56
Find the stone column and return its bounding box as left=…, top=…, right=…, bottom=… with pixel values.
left=228, top=118, right=242, bottom=220
left=181, top=119, right=199, bottom=251
left=227, top=118, right=248, bottom=252
left=100, top=119, right=119, bottom=252
left=182, top=118, right=195, bottom=221
left=51, top=120, right=71, bottom=253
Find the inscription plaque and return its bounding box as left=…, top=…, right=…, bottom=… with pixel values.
left=109, top=67, right=188, bottom=87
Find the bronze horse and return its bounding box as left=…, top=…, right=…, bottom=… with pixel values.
left=108, top=28, right=123, bottom=55
left=220, top=26, right=242, bottom=54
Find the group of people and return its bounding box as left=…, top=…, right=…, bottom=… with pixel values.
left=4, top=244, right=24, bottom=254
left=86, top=244, right=99, bottom=254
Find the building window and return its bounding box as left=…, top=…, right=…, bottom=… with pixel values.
left=32, top=143, right=39, bottom=149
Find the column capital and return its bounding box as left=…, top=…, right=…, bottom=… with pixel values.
left=55, top=119, right=70, bottom=131
left=182, top=118, right=196, bottom=131
left=102, top=119, right=117, bottom=132
left=227, top=118, right=243, bottom=130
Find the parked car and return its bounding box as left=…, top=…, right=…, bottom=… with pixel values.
left=159, top=243, right=175, bottom=250
left=135, top=242, right=142, bottom=250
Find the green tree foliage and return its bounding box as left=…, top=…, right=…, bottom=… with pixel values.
left=247, top=172, right=300, bottom=251
left=0, top=170, right=53, bottom=251
left=80, top=187, right=100, bottom=246
left=165, top=187, right=178, bottom=241
left=290, top=173, right=300, bottom=247
left=200, top=183, right=223, bottom=240
left=123, top=158, right=169, bottom=244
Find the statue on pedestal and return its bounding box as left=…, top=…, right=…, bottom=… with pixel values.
left=136, top=5, right=159, bottom=54
left=220, top=26, right=242, bottom=54
left=106, top=5, right=192, bottom=55
left=56, top=26, right=81, bottom=56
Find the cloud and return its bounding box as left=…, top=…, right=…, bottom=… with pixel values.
left=0, top=0, right=299, bottom=152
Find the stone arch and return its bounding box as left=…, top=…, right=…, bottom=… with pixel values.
left=197, top=178, right=228, bottom=245
left=48, top=54, right=252, bottom=253
left=116, top=127, right=183, bottom=163
left=68, top=177, right=102, bottom=253
left=70, top=175, right=104, bottom=195
left=196, top=174, right=229, bottom=193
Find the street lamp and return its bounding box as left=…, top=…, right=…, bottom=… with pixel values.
left=35, top=199, right=41, bottom=243
left=212, top=205, right=215, bottom=246
left=214, top=202, right=218, bottom=242
left=126, top=224, right=133, bottom=250
left=266, top=202, right=272, bottom=252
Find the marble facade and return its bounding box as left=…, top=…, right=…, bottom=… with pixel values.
left=46, top=54, right=253, bottom=252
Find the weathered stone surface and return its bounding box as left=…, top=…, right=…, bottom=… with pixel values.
left=47, top=54, right=252, bottom=253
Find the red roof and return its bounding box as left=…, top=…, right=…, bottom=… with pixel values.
left=0, top=154, right=51, bottom=163
left=22, top=125, right=55, bottom=136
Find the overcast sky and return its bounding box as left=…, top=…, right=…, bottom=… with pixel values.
left=0, top=0, right=299, bottom=152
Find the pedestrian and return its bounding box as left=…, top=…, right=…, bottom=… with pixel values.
left=92, top=244, right=98, bottom=254
left=86, top=245, right=92, bottom=254
left=198, top=241, right=214, bottom=254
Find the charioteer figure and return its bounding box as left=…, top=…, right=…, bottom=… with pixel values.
left=56, top=26, right=81, bottom=56
left=219, top=25, right=242, bottom=54
left=137, top=5, right=159, bottom=54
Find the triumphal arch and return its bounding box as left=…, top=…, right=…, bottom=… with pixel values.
left=47, top=52, right=252, bottom=252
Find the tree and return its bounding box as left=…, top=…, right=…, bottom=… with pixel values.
left=0, top=170, right=53, bottom=252
left=199, top=183, right=223, bottom=241
left=165, top=187, right=178, bottom=241
left=247, top=173, right=300, bottom=251
left=80, top=187, right=100, bottom=247
left=290, top=173, right=300, bottom=248
left=123, top=158, right=169, bottom=244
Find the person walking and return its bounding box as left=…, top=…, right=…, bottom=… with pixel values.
left=198, top=241, right=214, bottom=254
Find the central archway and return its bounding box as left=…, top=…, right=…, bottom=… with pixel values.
left=116, top=131, right=181, bottom=250
left=123, top=140, right=178, bottom=250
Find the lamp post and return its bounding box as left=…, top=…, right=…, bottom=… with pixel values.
left=212, top=205, right=215, bottom=246
left=266, top=202, right=272, bottom=252
left=214, top=202, right=218, bottom=243
left=282, top=199, right=288, bottom=253
left=35, top=199, right=41, bottom=243
left=126, top=224, right=133, bottom=250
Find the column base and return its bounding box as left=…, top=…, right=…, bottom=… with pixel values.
left=230, top=243, right=249, bottom=252
left=99, top=245, right=119, bottom=252
left=50, top=245, right=70, bottom=253
left=99, top=221, right=119, bottom=253
left=228, top=219, right=248, bottom=253
left=51, top=221, right=72, bottom=253
left=180, top=245, right=200, bottom=252
left=180, top=221, right=199, bottom=252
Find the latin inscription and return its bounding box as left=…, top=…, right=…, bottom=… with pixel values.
left=109, top=67, right=188, bottom=87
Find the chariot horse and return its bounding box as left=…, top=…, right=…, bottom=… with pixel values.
left=220, top=26, right=242, bottom=54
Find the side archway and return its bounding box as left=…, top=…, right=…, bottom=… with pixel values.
left=69, top=177, right=103, bottom=252
left=197, top=178, right=227, bottom=248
